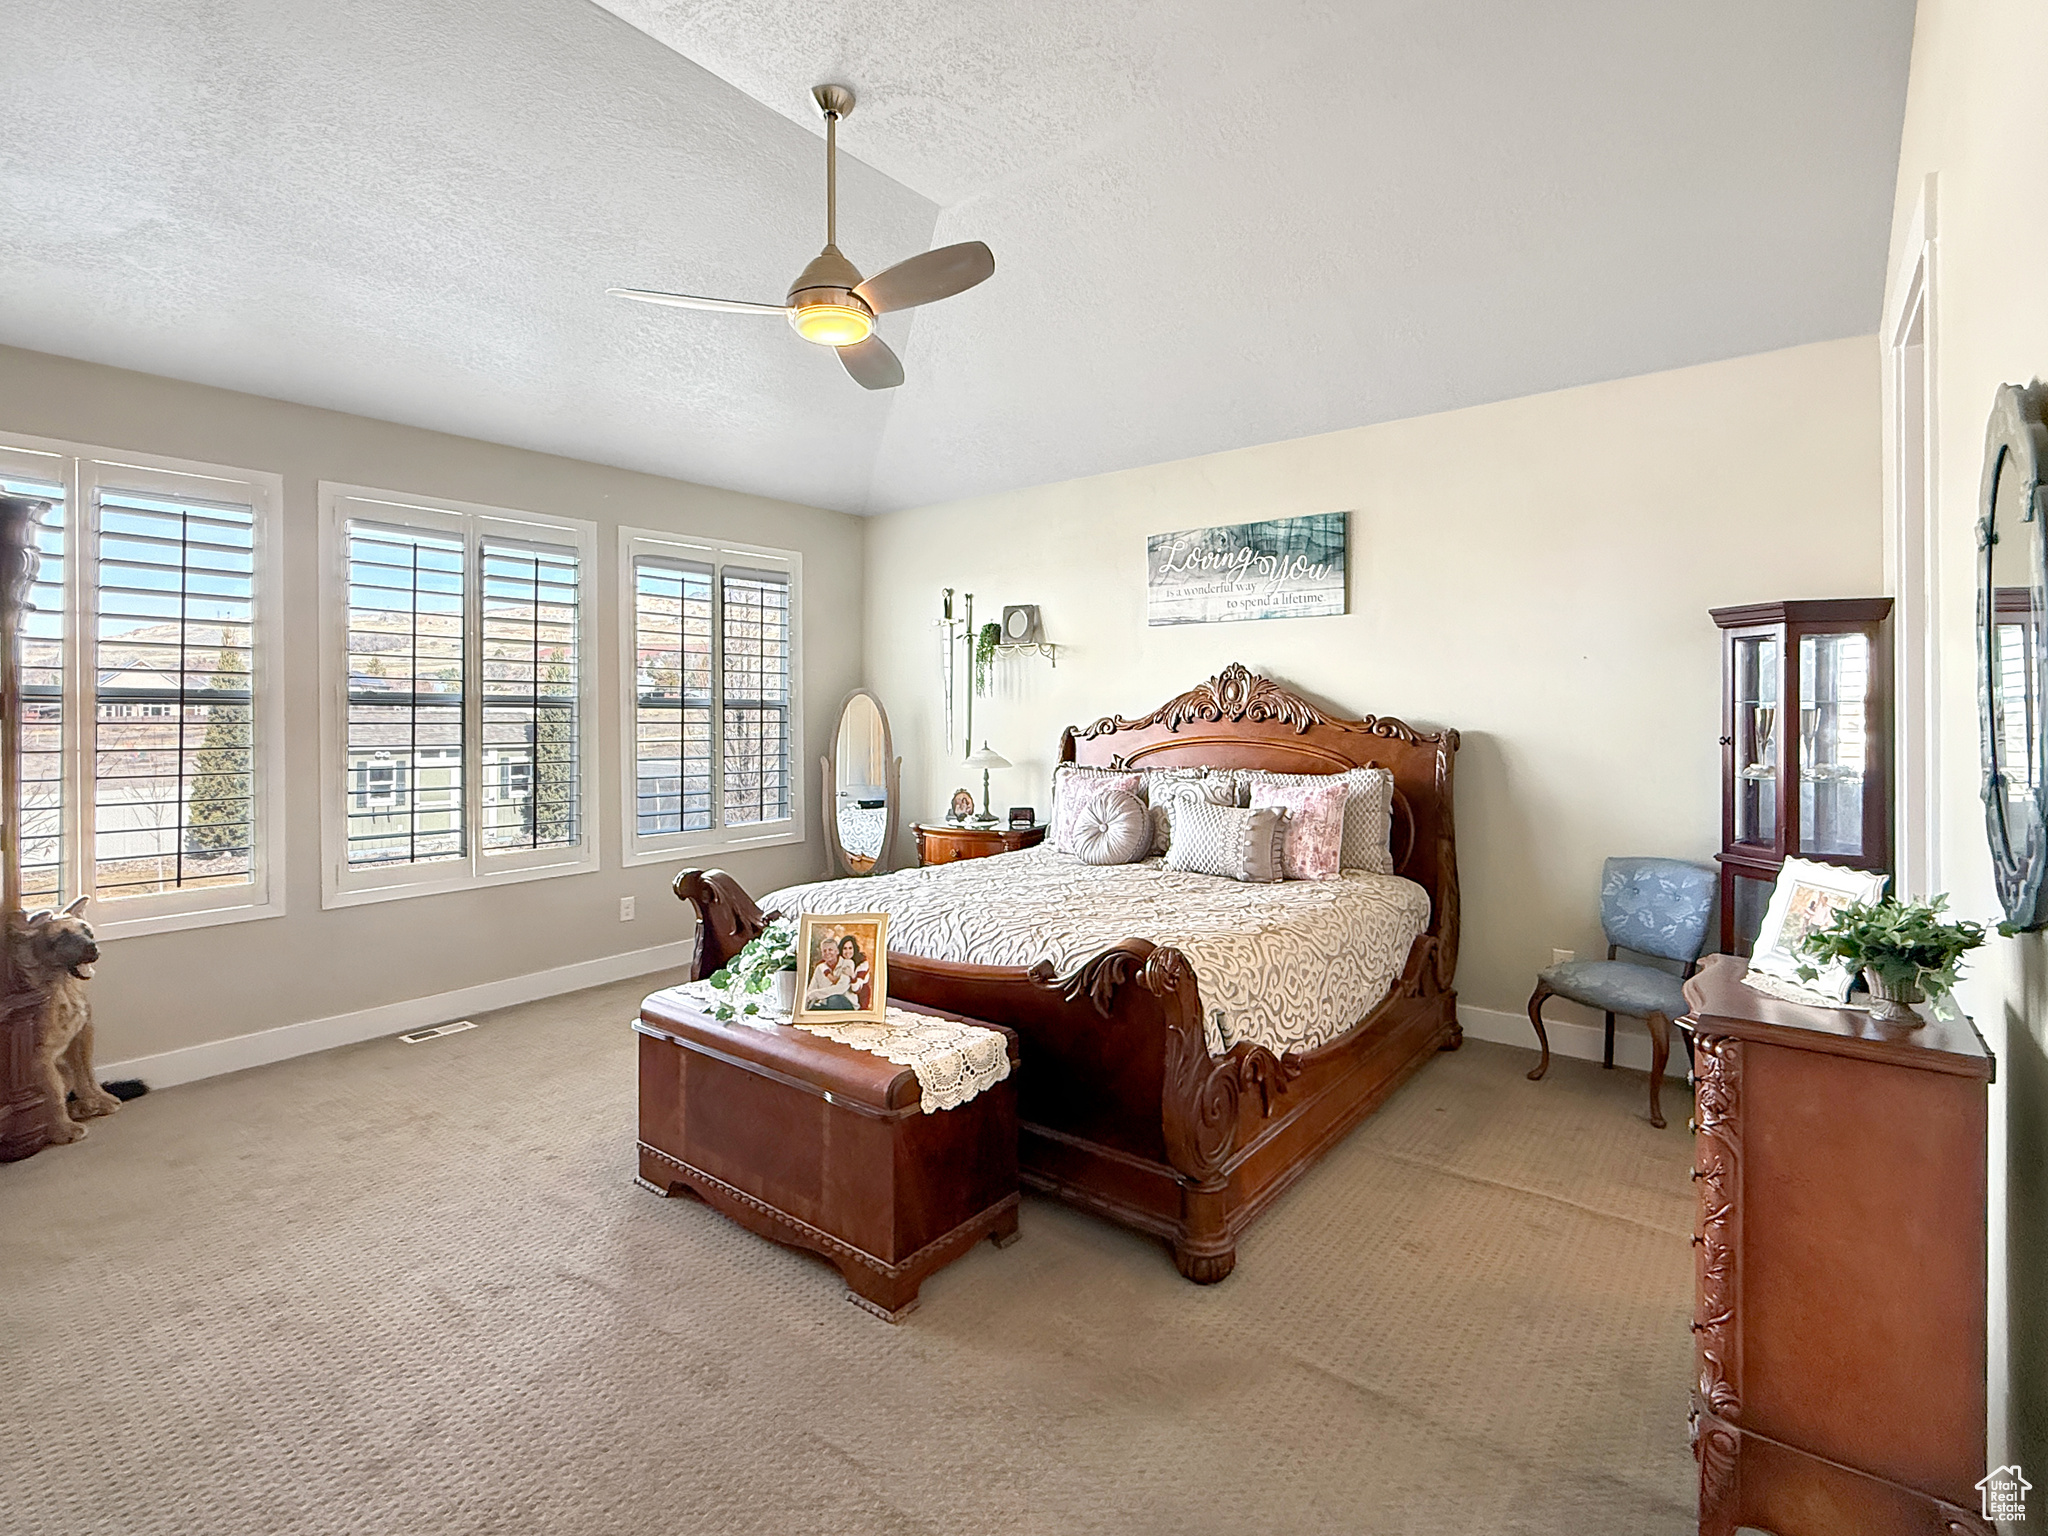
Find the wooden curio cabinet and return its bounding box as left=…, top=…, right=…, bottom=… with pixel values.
left=1710, top=599, right=1893, bottom=955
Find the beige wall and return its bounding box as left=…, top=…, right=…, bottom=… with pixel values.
left=864, top=337, right=1883, bottom=1033
left=0, top=344, right=860, bottom=1063
left=1884, top=0, right=2048, bottom=1480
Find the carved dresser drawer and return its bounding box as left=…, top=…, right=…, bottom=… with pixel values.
left=1681, top=954, right=1995, bottom=1536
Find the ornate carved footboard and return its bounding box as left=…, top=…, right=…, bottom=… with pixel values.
left=667, top=659, right=1461, bottom=1285
left=673, top=868, right=1456, bottom=1282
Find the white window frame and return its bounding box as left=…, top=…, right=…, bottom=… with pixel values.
left=0, top=431, right=285, bottom=940
left=320, top=484, right=600, bottom=908
left=619, top=528, right=804, bottom=868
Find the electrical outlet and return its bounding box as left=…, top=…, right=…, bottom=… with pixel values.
left=1551, top=948, right=1574, bottom=966
left=619, top=896, right=636, bottom=922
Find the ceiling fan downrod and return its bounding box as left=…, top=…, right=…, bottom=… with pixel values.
left=785, top=83, right=870, bottom=345
left=812, top=83, right=855, bottom=250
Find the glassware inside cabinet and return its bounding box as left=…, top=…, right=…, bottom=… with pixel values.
left=1734, top=634, right=1779, bottom=846
left=1797, top=631, right=1870, bottom=857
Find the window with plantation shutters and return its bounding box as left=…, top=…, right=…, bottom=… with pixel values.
left=720, top=567, right=792, bottom=826
left=94, top=488, right=258, bottom=899
left=322, top=486, right=596, bottom=907
left=0, top=458, right=67, bottom=908
left=343, top=521, right=466, bottom=870
left=631, top=556, right=713, bottom=838
left=0, top=436, right=281, bottom=938
left=480, top=535, right=581, bottom=853
left=622, top=531, right=802, bottom=864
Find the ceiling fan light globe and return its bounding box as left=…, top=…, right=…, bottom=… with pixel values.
left=787, top=289, right=874, bottom=347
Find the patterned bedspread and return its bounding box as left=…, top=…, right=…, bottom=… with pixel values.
left=836, top=802, right=887, bottom=860
left=762, top=847, right=1432, bottom=1058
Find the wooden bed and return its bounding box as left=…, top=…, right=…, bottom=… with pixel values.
left=671, top=664, right=1461, bottom=1283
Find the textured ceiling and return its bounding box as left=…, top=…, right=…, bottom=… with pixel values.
left=2, top=0, right=1914, bottom=515
left=0, top=0, right=934, bottom=512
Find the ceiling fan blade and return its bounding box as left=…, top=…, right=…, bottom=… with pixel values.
left=852, top=242, right=994, bottom=315
left=836, top=334, right=904, bottom=391
left=606, top=287, right=787, bottom=316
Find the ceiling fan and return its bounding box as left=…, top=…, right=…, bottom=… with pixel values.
left=608, top=84, right=994, bottom=391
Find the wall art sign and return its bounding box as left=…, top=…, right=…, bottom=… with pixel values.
left=1145, top=511, right=1348, bottom=626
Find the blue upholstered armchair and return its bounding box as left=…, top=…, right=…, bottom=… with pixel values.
left=1525, top=856, right=1716, bottom=1128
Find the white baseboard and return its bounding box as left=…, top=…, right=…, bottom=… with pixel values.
left=1459, top=1002, right=1665, bottom=1074
left=98, top=938, right=699, bottom=1090
left=99, top=947, right=1669, bottom=1093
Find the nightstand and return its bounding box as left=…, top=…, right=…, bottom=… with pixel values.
left=913, top=821, right=1047, bottom=866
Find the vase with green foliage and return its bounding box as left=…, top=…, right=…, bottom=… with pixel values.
left=1797, top=894, right=1987, bottom=1025
left=705, top=917, right=800, bottom=1021
left=972, top=621, right=1001, bottom=696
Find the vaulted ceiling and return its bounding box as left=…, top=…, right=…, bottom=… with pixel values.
left=1, top=0, right=1915, bottom=514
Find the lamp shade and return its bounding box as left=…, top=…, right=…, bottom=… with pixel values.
left=964, top=742, right=1010, bottom=770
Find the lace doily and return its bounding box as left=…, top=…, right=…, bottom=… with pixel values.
left=1740, top=969, right=1866, bottom=1011
left=659, top=981, right=1012, bottom=1114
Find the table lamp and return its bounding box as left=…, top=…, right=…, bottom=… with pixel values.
left=963, top=742, right=1010, bottom=827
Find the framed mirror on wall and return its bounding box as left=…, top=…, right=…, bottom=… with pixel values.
left=821, top=689, right=901, bottom=877
left=1977, top=382, right=2048, bottom=932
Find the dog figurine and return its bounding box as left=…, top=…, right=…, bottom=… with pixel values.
left=16, top=896, right=115, bottom=1144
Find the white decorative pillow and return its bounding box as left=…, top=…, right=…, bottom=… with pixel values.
left=1235, top=767, right=1395, bottom=873
left=1250, top=778, right=1348, bottom=880
left=1143, top=771, right=1241, bottom=856
left=1071, top=788, right=1151, bottom=865
left=1164, top=798, right=1287, bottom=883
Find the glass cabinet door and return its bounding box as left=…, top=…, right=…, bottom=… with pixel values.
left=1713, top=596, right=1892, bottom=959
left=1797, top=631, right=1872, bottom=858
left=1729, top=869, right=1775, bottom=957
left=1733, top=633, right=1779, bottom=847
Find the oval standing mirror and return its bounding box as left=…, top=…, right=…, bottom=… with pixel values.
left=1978, top=382, right=2048, bottom=930
left=822, top=689, right=900, bottom=877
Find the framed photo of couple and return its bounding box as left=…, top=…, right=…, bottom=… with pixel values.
left=794, top=912, right=890, bottom=1024
left=1745, top=857, right=1889, bottom=1002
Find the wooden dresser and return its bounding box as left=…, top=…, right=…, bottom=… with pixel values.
left=913, top=821, right=1046, bottom=866
left=1681, top=954, right=1994, bottom=1536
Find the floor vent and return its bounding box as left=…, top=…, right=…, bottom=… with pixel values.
left=396, top=1020, right=478, bottom=1045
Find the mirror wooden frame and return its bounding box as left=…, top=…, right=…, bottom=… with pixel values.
left=821, top=688, right=901, bottom=877
left=1976, top=381, right=2048, bottom=931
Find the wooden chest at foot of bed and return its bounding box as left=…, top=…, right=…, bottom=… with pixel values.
left=634, top=991, right=1022, bottom=1321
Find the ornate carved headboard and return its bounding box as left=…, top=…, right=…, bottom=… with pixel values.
left=1059, top=663, right=1460, bottom=986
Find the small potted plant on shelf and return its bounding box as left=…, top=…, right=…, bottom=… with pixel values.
left=706, top=917, right=800, bottom=1022
left=1796, top=894, right=1988, bottom=1025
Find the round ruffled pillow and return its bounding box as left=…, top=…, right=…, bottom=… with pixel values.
left=1070, top=788, right=1150, bottom=866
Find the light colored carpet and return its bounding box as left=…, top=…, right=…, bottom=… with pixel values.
left=0, top=973, right=1699, bottom=1535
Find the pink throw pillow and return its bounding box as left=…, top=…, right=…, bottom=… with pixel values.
left=1250, top=779, right=1348, bottom=880
left=1052, top=770, right=1143, bottom=854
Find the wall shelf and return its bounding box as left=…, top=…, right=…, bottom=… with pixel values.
left=995, top=641, right=1058, bottom=668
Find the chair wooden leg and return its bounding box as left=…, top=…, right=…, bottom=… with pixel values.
left=1644, top=1011, right=1672, bottom=1129
left=1603, top=1011, right=1615, bottom=1069
left=1525, top=982, right=1554, bottom=1081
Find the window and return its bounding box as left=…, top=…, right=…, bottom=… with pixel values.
left=322, top=486, right=597, bottom=906
left=0, top=434, right=282, bottom=937
left=620, top=529, right=802, bottom=864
